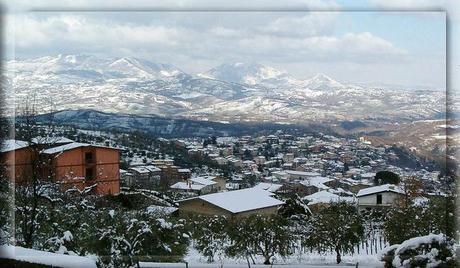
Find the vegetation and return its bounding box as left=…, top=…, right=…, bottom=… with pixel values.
left=303, top=202, right=364, bottom=264
left=2, top=103, right=457, bottom=267
left=189, top=215, right=229, bottom=263
left=227, top=215, right=294, bottom=265
left=374, top=171, right=400, bottom=185
left=384, top=196, right=456, bottom=245
left=277, top=194, right=311, bottom=220
left=380, top=234, right=456, bottom=268
left=12, top=181, right=189, bottom=268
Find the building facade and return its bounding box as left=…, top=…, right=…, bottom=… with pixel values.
left=1, top=140, right=120, bottom=195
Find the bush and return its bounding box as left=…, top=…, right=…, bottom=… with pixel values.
left=380, top=234, right=456, bottom=268
left=374, top=171, right=400, bottom=185
left=384, top=197, right=456, bottom=245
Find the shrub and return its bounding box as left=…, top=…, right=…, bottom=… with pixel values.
left=380, top=234, right=456, bottom=268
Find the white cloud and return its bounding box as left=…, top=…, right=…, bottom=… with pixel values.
left=235, top=32, right=406, bottom=63
left=11, top=12, right=405, bottom=66
left=2, top=0, right=446, bottom=88
left=259, top=12, right=337, bottom=37
left=11, top=14, right=190, bottom=54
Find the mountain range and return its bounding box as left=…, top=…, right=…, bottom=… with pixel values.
left=6, top=54, right=446, bottom=124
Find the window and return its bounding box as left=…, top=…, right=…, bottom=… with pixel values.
left=85, top=168, right=94, bottom=180
left=376, top=194, right=382, bottom=205
left=85, top=152, right=93, bottom=164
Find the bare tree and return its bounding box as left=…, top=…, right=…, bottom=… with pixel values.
left=0, top=57, right=14, bottom=245
left=14, top=95, right=61, bottom=247
left=397, top=175, right=423, bottom=208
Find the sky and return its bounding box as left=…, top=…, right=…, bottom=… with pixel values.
left=4, top=0, right=458, bottom=90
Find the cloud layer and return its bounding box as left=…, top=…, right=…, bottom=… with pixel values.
left=4, top=0, right=447, bottom=89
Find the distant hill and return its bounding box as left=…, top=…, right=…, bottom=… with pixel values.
left=27, top=109, right=332, bottom=138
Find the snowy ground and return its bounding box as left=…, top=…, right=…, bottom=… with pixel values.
left=0, top=245, right=97, bottom=268
left=146, top=247, right=383, bottom=268
left=140, top=262, right=380, bottom=267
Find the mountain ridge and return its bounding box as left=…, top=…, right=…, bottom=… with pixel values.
left=7, top=54, right=445, bottom=124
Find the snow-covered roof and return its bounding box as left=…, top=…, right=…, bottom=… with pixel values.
left=180, top=188, right=284, bottom=214
left=189, top=177, right=217, bottom=186
left=300, top=176, right=333, bottom=189
left=253, top=182, right=283, bottom=193
left=286, top=170, right=322, bottom=177
left=271, top=170, right=287, bottom=176
left=1, top=139, right=29, bottom=153
left=42, top=142, right=118, bottom=154
left=129, top=166, right=151, bottom=174
left=0, top=245, right=97, bottom=268
left=303, top=190, right=355, bottom=205
left=31, top=136, right=74, bottom=144
left=41, top=142, right=89, bottom=154
left=143, top=165, right=161, bottom=172
left=171, top=182, right=206, bottom=190
left=356, top=184, right=404, bottom=197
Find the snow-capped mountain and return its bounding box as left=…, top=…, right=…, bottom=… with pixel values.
left=8, top=54, right=187, bottom=81
left=198, top=62, right=300, bottom=88
left=7, top=54, right=446, bottom=124
left=304, top=73, right=344, bottom=90
left=107, top=57, right=186, bottom=79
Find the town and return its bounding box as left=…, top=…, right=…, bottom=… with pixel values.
left=0, top=121, right=456, bottom=267
left=1, top=3, right=456, bottom=267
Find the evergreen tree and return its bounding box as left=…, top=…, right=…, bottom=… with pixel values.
left=278, top=194, right=311, bottom=220
left=304, top=202, right=363, bottom=264
left=226, top=215, right=294, bottom=265
left=243, top=149, right=253, bottom=160
left=374, top=171, right=400, bottom=185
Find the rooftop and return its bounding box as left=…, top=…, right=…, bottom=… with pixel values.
left=180, top=188, right=284, bottom=214
left=189, top=176, right=217, bottom=186
left=286, top=170, right=322, bottom=177
left=300, top=176, right=333, bottom=189
left=253, top=182, right=283, bottom=193
left=1, top=139, right=29, bottom=153
left=303, top=190, right=355, bottom=205
left=356, top=184, right=404, bottom=197
left=171, top=182, right=206, bottom=190
left=42, top=142, right=118, bottom=154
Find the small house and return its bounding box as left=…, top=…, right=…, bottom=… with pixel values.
left=177, top=188, right=285, bottom=218
left=356, top=184, right=404, bottom=211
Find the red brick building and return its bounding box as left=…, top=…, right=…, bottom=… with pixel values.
left=1, top=140, right=120, bottom=195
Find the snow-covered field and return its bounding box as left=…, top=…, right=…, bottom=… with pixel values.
left=173, top=247, right=382, bottom=268
left=140, top=263, right=379, bottom=268
left=0, top=245, right=98, bottom=268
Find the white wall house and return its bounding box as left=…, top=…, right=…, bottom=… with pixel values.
left=356, top=184, right=404, bottom=211
left=285, top=170, right=322, bottom=181
left=170, top=176, right=219, bottom=195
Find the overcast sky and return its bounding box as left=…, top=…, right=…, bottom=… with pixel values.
left=5, top=0, right=457, bottom=90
